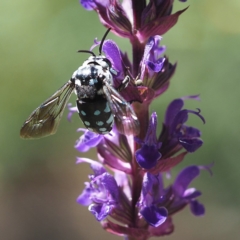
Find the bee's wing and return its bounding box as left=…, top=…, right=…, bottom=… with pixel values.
left=20, top=80, right=75, bottom=139
left=103, top=82, right=140, bottom=136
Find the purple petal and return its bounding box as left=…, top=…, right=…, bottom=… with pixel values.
left=184, top=126, right=201, bottom=138
left=179, top=138, right=203, bottom=152
left=80, top=0, right=110, bottom=10
left=165, top=99, right=184, bottom=126
left=141, top=173, right=164, bottom=205
left=89, top=203, right=113, bottom=221
left=145, top=112, right=160, bottom=145
left=173, top=165, right=201, bottom=197
left=183, top=188, right=202, bottom=199
left=67, top=103, right=78, bottom=121
left=75, top=129, right=103, bottom=152
left=171, top=109, right=189, bottom=132
left=136, top=145, right=161, bottom=169
left=102, top=40, right=123, bottom=75
left=141, top=36, right=166, bottom=76
left=146, top=58, right=165, bottom=72
left=141, top=206, right=168, bottom=227
left=190, top=200, right=205, bottom=216
left=101, top=173, right=119, bottom=201
left=80, top=0, right=96, bottom=10
left=77, top=183, right=92, bottom=206
left=142, top=36, right=156, bottom=62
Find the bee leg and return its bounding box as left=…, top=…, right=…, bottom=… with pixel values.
left=117, top=75, right=130, bottom=92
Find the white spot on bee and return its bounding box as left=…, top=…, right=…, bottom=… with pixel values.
left=106, top=114, right=114, bottom=124
left=100, top=131, right=109, bottom=134
left=75, top=79, right=81, bottom=87
left=104, top=103, right=110, bottom=113
left=94, top=110, right=101, bottom=115
left=96, top=121, right=104, bottom=126
left=99, top=128, right=107, bottom=132
left=97, top=89, right=104, bottom=95
left=81, top=111, right=86, bottom=116
left=84, top=121, right=90, bottom=126
left=89, top=79, right=94, bottom=85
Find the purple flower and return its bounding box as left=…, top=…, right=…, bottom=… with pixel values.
left=159, top=96, right=205, bottom=157
left=167, top=165, right=212, bottom=216
left=140, top=36, right=166, bottom=79
left=75, top=129, right=103, bottom=152
left=135, top=112, right=162, bottom=169
left=139, top=35, right=176, bottom=101
left=76, top=158, right=120, bottom=221
left=140, top=173, right=168, bottom=227
left=139, top=164, right=209, bottom=229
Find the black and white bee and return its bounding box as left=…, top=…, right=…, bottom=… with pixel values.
left=20, top=29, right=140, bottom=139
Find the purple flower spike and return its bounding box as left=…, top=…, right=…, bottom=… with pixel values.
left=135, top=112, right=162, bottom=169
left=75, top=129, right=103, bottom=152
left=75, top=1, right=208, bottom=237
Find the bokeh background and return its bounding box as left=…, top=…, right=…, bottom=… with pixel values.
left=1, top=0, right=240, bottom=239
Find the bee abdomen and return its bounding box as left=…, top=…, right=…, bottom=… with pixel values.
left=76, top=97, right=113, bottom=134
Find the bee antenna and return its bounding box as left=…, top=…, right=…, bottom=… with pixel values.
left=99, top=28, right=111, bottom=55
left=77, top=50, right=96, bottom=57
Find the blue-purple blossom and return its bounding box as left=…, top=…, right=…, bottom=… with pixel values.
left=76, top=158, right=120, bottom=221
left=140, top=36, right=166, bottom=79
left=140, top=173, right=168, bottom=227
left=75, top=129, right=103, bottom=152
left=167, top=165, right=211, bottom=216
left=159, top=96, right=205, bottom=157
left=139, top=164, right=209, bottom=228
left=139, top=35, right=176, bottom=100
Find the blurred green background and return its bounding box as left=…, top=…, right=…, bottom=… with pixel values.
left=1, top=0, right=240, bottom=239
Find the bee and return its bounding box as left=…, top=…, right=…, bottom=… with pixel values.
left=20, top=29, right=139, bottom=139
